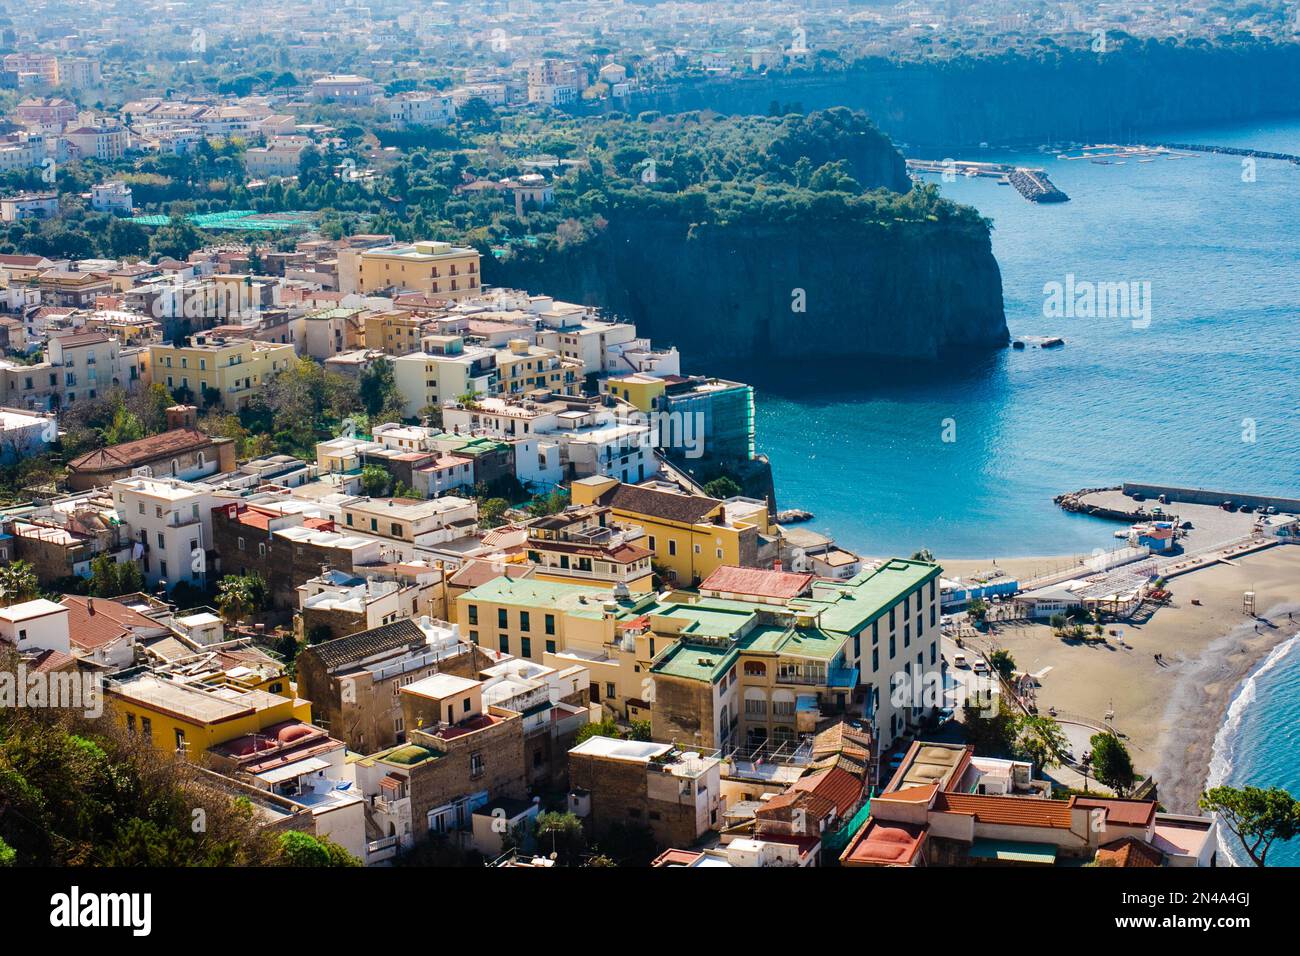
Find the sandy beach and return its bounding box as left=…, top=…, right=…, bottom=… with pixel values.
left=959, top=546, right=1300, bottom=813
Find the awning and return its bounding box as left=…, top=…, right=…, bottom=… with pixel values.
left=968, top=839, right=1058, bottom=865
left=256, top=756, right=329, bottom=785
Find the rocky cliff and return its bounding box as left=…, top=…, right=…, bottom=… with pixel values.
left=487, top=208, right=1006, bottom=363
left=614, top=41, right=1300, bottom=149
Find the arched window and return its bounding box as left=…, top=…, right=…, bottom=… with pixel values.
left=743, top=660, right=766, bottom=677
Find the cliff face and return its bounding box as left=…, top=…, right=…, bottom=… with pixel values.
left=488, top=215, right=1006, bottom=363
left=614, top=43, right=1300, bottom=149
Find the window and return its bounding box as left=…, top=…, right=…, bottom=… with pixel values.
left=889, top=636, right=896, bottom=659
left=545, top=640, right=556, bottom=654
left=140, top=717, right=153, bottom=742
left=605, top=682, right=616, bottom=700
left=519, top=611, right=530, bottom=632
left=872, top=648, right=879, bottom=671
left=470, top=752, right=485, bottom=778
left=498, top=634, right=509, bottom=654
left=467, top=605, right=478, bottom=625
left=648, top=535, right=656, bottom=551
left=468, top=630, right=479, bottom=644
left=125, top=714, right=136, bottom=735
left=174, top=728, right=187, bottom=753
left=521, top=637, right=532, bottom=659
left=544, top=613, right=555, bottom=635
left=497, top=608, right=507, bottom=629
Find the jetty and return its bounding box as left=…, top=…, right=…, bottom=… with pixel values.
left=1153, top=142, right=1300, bottom=165
left=905, top=159, right=1069, bottom=203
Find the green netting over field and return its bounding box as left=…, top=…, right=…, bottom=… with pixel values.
left=128, top=210, right=317, bottom=232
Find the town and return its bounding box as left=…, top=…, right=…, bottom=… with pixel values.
left=0, top=0, right=1297, bottom=892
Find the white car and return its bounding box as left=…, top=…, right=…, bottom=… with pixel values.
left=951, top=653, right=969, bottom=669
left=972, top=659, right=990, bottom=675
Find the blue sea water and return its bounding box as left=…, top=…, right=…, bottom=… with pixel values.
left=747, top=117, right=1300, bottom=559
left=1207, top=633, right=1300, bottom=867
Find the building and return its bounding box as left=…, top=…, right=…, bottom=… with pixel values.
left=90, top=181, right=134, bottom=214
left=350, top=676, right=527, bottom=858
left=571, top=477, right=768, bottom=586
left=295, top=617, right=479, bottom=754
left=149, top=333, right=296, bottom=410
left=309, top=75, right=381, bottom=105
left=111, top=475, right=219, bottom=589
left=60, top=593, right=171, bottom=670
left=243, top=135, right=312, bottom=179
left=0, top=405, right=55, bottom=462
left=297, top=568, right=442, bottom=644
left=840, top=740, right=1217, bottom=867
left=390, top=337, right=496, bottom=417
left=66, top=411, right=235, bottom=491
left=0, top=192, right=58, bottom=221
left=105, top=669, right=313, bottom=757
left=339, top=496, right=478, bottom=555
left=568, top=736, right=722, bottom=849
left=386, top=92, right=456, bottom=128
left=523, top=505, right=655, bottom=591
left=0, top=598, right=70, bottom=655
left=353, top=242, right=480, bottom=299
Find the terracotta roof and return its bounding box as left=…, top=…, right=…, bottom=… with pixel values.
left=1071, top=796, right=1157, bottom=828
left=789, top=765, right=864, bottom=818
left=0, top=253, right=49, bottom=267
left=700, top=565, right=814, bottom=600
left=935, top=792, right=1074, bottom=829
left=30, top=648, right=77, bottom=673
left=1095, top=836, right=1164, bottom=868
left=60, top=595, right=159, bottom=651
left=842, top=819, right=927, bottom=866
left=67, top=427, right=215, bottom=475
left=449, top=558, right=535, bottom=589
left=600, top=483, right=721, bottom=525
left=49, top=331, right=110, bottom=348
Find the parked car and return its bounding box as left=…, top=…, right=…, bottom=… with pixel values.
left=972, top=659, right=990, bottom=675
left=952, top=653, right=969, bottom=669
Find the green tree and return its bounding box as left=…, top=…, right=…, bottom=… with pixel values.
left=962, top=695, right=1018, bottom=755
left=988, top=649, right=1016, bottom=681
left=101, top=403, right=144, bottom=446
left=702, top=476, right=742, bottom=499
left=360, top=464, right=391, bottom=498
left=277, top=831, right=361, bottom=866
left=627, top=720, right=653, bottom=741
left=1089, top=733, right=1135, bottom=797
left=88, top=554, right=145, bottom=598
left=478, top=497, right=510, bottom=528
left=1200, top=785, right=1300, bottom=867
left=0, top=560, right=40, bottom=606
left=358, top=358, right=402, bottom=419
left=535, top=811, right=585, bottom=865
left=575, top=717, right=620, bottom=745
left=1013, top=714, right=1070, bottom=771
left=215, top=573, right=269, bottom=623
left=967, top=598, right=989, bottom=624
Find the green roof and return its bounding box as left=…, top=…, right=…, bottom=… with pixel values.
left=381, top=744, right=440, bottom=766
left=790, top=559, right=941, bottom=635
left=641, top=597, right=759, bottom=639
left=650, top=641, right=739, bottom=683
left=462, top=576, right=619, bottom=617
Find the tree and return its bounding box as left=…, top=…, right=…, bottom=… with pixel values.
left=575, top=717, right=620, bottom=745
left=88, top=554, right=145, bottom=598
left=358, top=358, right=402, bottom=419
left=101, top=403, right=144, bottom=446
left=215, top=573, right=268, bottom=623
left=1200, top=786, right=1300, bottom=867
left=1013, top=714, right=1069, bottom=771
left=627, top=720, right=653, bottom=741
left=962, top=695, right=1018, bottom=756
left=277, top=831, right=361, bottom=867
left=535, top=811, right=585, bottom=865
left=1089, top=733, right=1135, bottom=797
left=0, top=560, right=40, bottom=607
left=360, top=464, right=391, bottom=498
left=967, top=597, right=989, bottom=624
left=478, top=497, right=510, bottom=528
left=702, top=476, right=742, bottom=499
left=988, top=649, right=1016, bottom=681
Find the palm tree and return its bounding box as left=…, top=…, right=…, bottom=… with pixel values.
left=216, top=575, right=261, bottom=623
left=0, top=560, right=40, bottom=607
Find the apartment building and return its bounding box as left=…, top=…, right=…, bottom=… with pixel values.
left=353, top=241, right=480, bottom=299
left=111, top=475, right=218, bottom=588
left=297, top=568, right=441, bottom=644
left=386, top=92, right=456, bottom=128
left=338, top=496, right=478, bottom=554
left=390, top=336, right=496, bottom=417
left=243, top=135, right=312, bottom=179
left=295, top=616, right=480, bottom=753
left=523, top=505, right=655, bottom=592
left=149, top=332, right=296, bottom=409
left=309, top=74, right=381, bottom=104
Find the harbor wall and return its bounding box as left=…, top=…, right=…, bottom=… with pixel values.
left=1121, top=482, right=1300, bottom=513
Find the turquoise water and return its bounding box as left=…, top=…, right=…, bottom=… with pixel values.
left=748, top=118, right=1300, bottom=558
left=1207, top=633, right=1300, bottom=867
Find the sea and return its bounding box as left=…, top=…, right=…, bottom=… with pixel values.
left=744, top=116, right=1300, bottom=861
left=744, top=117, right=1300, bottom=560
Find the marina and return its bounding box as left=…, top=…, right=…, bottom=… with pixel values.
left=906, top=158, right=1069, bottom=203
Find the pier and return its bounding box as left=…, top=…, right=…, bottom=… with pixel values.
left=906, top=159, right=1069, bottom=203
left=1153, top=142, right=1300, bottom=165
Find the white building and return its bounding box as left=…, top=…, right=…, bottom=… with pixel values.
left=90, top=181, right=134, bottom=214
left=0, top=406, right=55, bottom=462
left=386, top=92, right=456, bottom=128
left=0, top=599, right=71, bottom=655
left=111, top=475, right=218, bottom=589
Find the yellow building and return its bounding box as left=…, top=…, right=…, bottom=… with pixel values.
left=149, top=332, right=296, bottom=409
left=494, top=338, right=583, bottom=397
left=355, top=241, right=481, bottom=299
left=570, top=476, right=767, bottom=586
left=604, top=373, right=665, bottom=413
left=106, top=670, right=313, bottom=757
left=364, top=308, right=427, bottom=355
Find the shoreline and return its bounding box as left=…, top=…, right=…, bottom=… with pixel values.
left=1156, top=611, right=1300, bottom=816
left=955, top=547, right=1300, bottom=814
